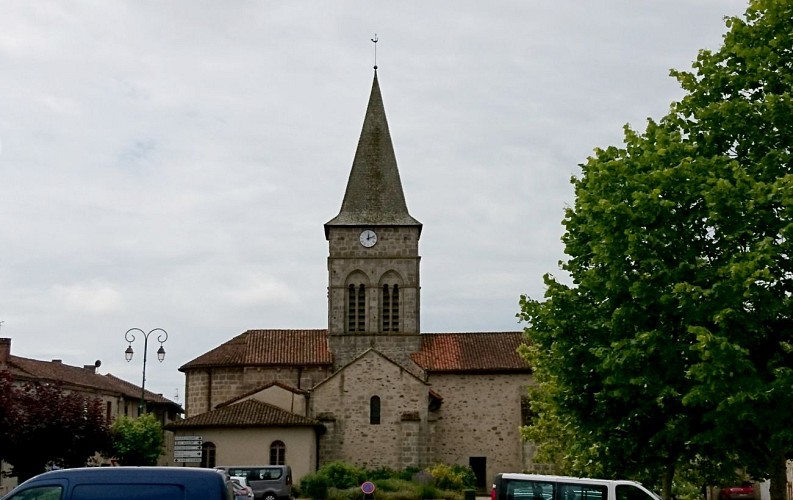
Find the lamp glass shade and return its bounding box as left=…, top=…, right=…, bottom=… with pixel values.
left=124, top=345, right=134, bottom=362
left=157, top=345, right=166, bottom=362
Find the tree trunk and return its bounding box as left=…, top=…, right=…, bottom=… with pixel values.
left=768, top=450, right=787, bottom=500
left=661, top=464, right=675, bottom=500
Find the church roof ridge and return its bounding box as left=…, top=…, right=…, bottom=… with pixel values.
left=325, top=71, right=421, bottom=236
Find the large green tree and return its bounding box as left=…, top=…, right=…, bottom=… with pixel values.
left=519, top=1, right=793, bottom=499
left=0, top=371, right=111, bottom=481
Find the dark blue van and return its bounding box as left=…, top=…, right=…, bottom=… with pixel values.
left=1, top=467, right=234, bottom=500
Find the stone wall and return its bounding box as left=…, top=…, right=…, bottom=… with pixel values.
left=184, top=365, right=330, bottom=417
left=311, top=350, right=430, bottom=470
left=328, top=334, right=422, bottom=373
left=427, top=372, right=534, bottom=483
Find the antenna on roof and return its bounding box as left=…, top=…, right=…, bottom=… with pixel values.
left=0, top=321, right=4, bottom=332
left=371, top=33, right=378, bottom=70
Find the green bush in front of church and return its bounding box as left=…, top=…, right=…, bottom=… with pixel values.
left=300, top=462, right=475, bottom=500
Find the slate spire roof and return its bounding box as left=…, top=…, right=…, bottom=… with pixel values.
left=325, top=70, right=421, bottom=236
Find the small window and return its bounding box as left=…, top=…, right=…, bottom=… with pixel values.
left=201, top=441, right=216, bottom=468
left=106, top=401, right=112, bottom=422
left=347, top=284, right=366, bottom=332
left=370, top=395, right=381, bottom=425
left=270, top=440, right=286, bottom=465
left=381, top=284, right=400, bottom=332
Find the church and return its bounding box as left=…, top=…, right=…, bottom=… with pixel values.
left=168, top=70, right=537, bottom=491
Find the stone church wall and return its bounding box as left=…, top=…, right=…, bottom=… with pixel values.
left=311, top=351, right=430, bottom=470
left=184, top=365, right=330, bottom=417
left=328, top=334, right=422, bottom=373
left=427, top=372, right=534, bottom=483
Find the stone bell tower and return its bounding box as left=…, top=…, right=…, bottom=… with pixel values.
left=324, top=70, right=423, bottom=370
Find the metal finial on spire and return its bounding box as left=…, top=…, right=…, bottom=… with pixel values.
left=371, top=34, right=378, bottom=70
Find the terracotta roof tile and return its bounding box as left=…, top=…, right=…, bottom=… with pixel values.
left=165, top=399, right=319, bottom=429
left=4, top=355, right=180, bottom=407
left=180, top=330, right=332, bottom=370
left=103, top=373, right=182, bottom=409
left=411, top=332, right=531, bottom=373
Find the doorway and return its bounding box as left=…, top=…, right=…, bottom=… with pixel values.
left=469, top=456, right=487, bottom=493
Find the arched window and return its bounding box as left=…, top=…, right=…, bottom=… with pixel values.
left=347, top=283, right=366, bottom=332
left=370, top=395, right=381, bottom=425
left=270, top=440, right=286, bottom=465
left=201, top=442, right=216, bottom=468
left=381, top=284, right=400, bottom=332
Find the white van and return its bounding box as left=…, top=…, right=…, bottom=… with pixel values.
left=491, top=473, right=660, bottom=500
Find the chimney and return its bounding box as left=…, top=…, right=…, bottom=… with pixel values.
left=0, top=338, right=10, bottom=364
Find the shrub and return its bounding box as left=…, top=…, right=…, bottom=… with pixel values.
left=417, top=483, right=440, bottom=499
left=322, top=462, right=365, bottom=489
left=426, top=464, right=477, bottom=491
left=301, top=472, right=329, bottom=500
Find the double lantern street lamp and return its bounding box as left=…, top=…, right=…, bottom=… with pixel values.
left=124, top=327, right=168, bottom=414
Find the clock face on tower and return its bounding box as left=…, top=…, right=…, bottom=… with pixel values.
left=359, top=229, right=378, bottom=248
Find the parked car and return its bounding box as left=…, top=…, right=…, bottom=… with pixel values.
left=1, top=466, right=235, bottom=500
left=215, top=466, right=292, bottom=500
left=491, top=473, right=660, bottom=500
left=719, top=483, right=755, bottom=500
left=232, top=478, right=255, bottom=500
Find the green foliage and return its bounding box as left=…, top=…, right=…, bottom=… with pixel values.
left=417, top=483, right=441, bottom=499
left=301, top=473, right=330, bottom=500
left=109, top=413, right=164, bottom=465
left=519, top=1, right=793, bottom=499
left=0, top=371, right=111, bottom=481
left=321, top=461, right=366, bottom=489
left=425, top=464, right=476, bottom=490
left=300, top=463, right=473, bottom=500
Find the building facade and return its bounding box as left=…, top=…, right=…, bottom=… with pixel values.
left=173, top=71, right=537, bottom=491
left=0, top=337, right=183, bottom=494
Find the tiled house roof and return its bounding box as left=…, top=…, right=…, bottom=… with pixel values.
left=4, top=355, right=181, bottom=408
left=165, top=399, right=320, bottom=429
left=104, top=373, right=182, bottom=408
left=179, top=329, right=332, bottom=371
left=411, top=332, right=531, bottom=373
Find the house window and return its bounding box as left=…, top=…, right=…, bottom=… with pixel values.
left=370, top=396, right=381, bottom=425
left=347, top=284, right=366, bottom=332
left=381, top=284, right=400, bottom=332
left=270, top=440, right=286, bottom=465
left=106, top=401, right=112, bottom=422
left=201, top=442, right=216, bottom=468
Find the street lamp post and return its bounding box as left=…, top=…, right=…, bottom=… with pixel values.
left=124, top=327, right=168, bottom=414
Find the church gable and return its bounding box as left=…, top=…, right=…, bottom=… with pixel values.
left=311, top=349, right=432, bottom=469
left=217, top=381, right=309, bottom=416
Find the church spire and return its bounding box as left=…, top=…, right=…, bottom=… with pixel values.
left=325, top=71, right=421, bottom=237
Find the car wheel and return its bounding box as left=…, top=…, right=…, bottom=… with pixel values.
left=264, top=494, right=277, bottom=500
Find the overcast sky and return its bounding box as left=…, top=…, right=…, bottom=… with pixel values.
left=1, top=1, right=749, bottom=402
